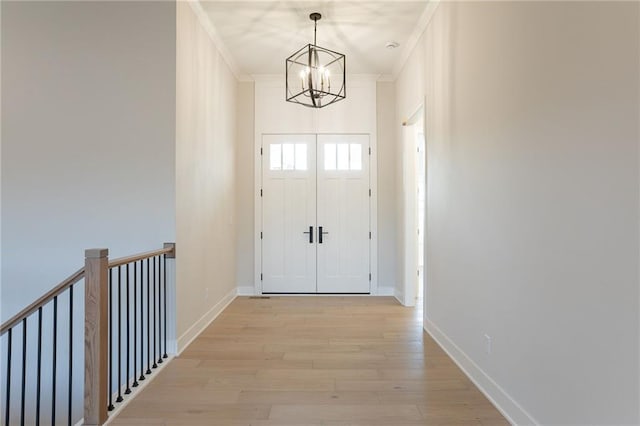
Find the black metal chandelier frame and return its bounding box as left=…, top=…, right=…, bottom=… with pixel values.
left=286, top=13, right=346, bottom=108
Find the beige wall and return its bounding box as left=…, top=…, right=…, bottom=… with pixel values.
left=235, top=82, right=255, bottom=290
left=376, top=82, right=398, bottom=292
left=396, top=1, right=639, bottom=423
left=250, top=77, right=395, bottom=293
left=176, top=2, right=237, bottom=350
left=235, top=80, right=399, bottom=295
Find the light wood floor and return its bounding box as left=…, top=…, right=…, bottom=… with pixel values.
left=110, top=296, right=508, bottom=426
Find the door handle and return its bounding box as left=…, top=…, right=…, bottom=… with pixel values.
left=303, top=226, right=313, bottom=243
left=319, top=226, right=329, bottom=244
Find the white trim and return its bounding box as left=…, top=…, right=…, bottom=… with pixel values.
left=424, top=319, right=538, bottom=426
left=257, top=294, right=392, bottom=298
left=376, top=74, right=395, bottom=82
left=253, top=133, right=262, bottom=295
left=391, top=0, right=442, bottom=80
left=255, top=132, right=378, bottom=295
left=102, top=355, right=175, bottom=425
left=176, top=287, right=237, bottom=354
left=251, top=73, right=382, bottom=83
left=369, top=87, right=379, bottom=294
left=401, top=102, right=424, bottom=307
left=190, top=0, right=441, bottom=84
left=74, top=355, right=176, bottom=426
left=393, top=287, right=404, bottom=305
left=188, top=0, right=243, bottom=80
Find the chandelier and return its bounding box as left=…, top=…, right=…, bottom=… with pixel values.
left=286, top=13, right=346, bottom=108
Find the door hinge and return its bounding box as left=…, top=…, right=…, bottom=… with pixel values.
left=260, top=189, right=263, bottom=197
left=260, top=147, right=263, bottom=155
left=369, top=273, right=372, bottom=281
left=417, top=269, right=420, bottom=276
left=368, top=147, right=371, bottom=155
left=369, top=231, right=371, bottom=239
left=369, top=189, right=371, bottom=197
left=260, top=273, right=263, bottom=281
left=260, top=232, right=263, bottom=239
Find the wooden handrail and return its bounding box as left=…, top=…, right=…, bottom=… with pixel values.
left=0, top=267, right=85, bottom=336
left=0, top=243, right=176, bottom=336
left=108, top=245, right=175, bottom=268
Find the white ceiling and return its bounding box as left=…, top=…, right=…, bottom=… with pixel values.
left=199, top=1, right=430, bottom=77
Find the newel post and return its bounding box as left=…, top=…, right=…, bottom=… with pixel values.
left=84, top=249, right=109, bottom=425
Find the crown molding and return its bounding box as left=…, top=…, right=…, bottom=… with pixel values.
left=376, top=74, right=395, bottom=82
left=391, top=0, right=442, bottom=80
left=188, top=0, right=243, bottom=81
left=250, top=73, right=387, bottom=84
left=188, top=0, right=441, bottom=84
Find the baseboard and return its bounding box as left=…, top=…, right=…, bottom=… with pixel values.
left=104, top=354, right=175, bottom=425
left=394, top=287, right=405, bottom=306
left=73, top=355, right=176, bottom=426
left=377, top=286, right=395, bottom=296
left=177, top=287, right=237, bottom=354
left=237, top=285, right=256, bottom=296
left=424, top=318, right=538, bottom=425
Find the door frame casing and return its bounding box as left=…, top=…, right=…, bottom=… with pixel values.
left=254, top=132, right=378, bottom=295
left=401, top=101, right=426, bottom=307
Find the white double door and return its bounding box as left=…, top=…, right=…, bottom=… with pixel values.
left=262, top=134, right=370, bottom=294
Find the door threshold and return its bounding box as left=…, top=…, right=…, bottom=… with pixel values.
left=261, top=292, right=371, bottom=295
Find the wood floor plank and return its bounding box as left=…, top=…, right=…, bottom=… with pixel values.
left=237, top=390, right=380, bottom=405
left=269, top=404, right=423, bottom=421
left=109, top=296, right=507, bottom=425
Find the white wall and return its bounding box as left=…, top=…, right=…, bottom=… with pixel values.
left=1, top=1, right=176, bottom=422
left=396, top=1, right=639, bottom=424
left=175, top=2, right=238, bottom=351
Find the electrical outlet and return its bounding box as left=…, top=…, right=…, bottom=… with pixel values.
left=484, top=334, right=492, bottom=355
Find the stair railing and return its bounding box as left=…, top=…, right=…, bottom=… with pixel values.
left=1, top=243, right=175, bottom=426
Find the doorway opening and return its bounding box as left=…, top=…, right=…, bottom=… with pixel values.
left=402, top=105, right=425, bottom=310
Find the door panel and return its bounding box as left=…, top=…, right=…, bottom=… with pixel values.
left=262, top=134, right=317, bottom=293
left=316, top=134, right=370, bottom=293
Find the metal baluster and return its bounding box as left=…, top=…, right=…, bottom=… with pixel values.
left=36, top=308, right=43, bottom=425
left=157, top=255, right=163, bottom=364
left=20, top=318, right=26, bottom=426
left=163, top=253, right=168, bottom=359
left=125, top=263, right=131, bottom=395
left=108, top=270, right=114, bottom=411
left=68, top=286, right=73, bottom=426
left=139, top=260, right=145, bottom=382
left=52, top=297, right=57, bottom=425
left=152, top=257, right=157, bottom=369
left=115, top=267, right=123, bottom=403
left=146, top=258, right=151, bottom=376
left=5, top=328, right=11, bottom=426
left=133, top=261, right=138, bottom=388
left=116, top=266, right=123, bottom=403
